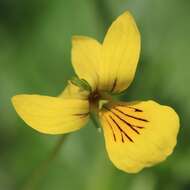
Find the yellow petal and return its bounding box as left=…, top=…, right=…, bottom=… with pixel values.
left=99, top=100, right=179, bottom=173
left=12, top=94, right=89, bottom=134
left=99, top=11, right=141, bottom=93
left=59, top=82, right=90, bottom=100
left=71, top=36, right=102, bottom=90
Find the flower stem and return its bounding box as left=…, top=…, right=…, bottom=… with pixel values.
left=90, top=113, right=100, bottom=129
left=21, top=135, right=67, bottom=190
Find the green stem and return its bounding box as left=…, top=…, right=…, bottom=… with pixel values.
left=90, top=112, right=100, bottom=129
left=21, top=135, right=67, bottom=190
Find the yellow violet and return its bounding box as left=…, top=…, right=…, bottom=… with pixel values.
left=12, top=11, right=180, bottom=173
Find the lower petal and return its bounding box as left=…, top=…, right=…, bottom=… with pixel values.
left=99, top=100, right=180, bottom=173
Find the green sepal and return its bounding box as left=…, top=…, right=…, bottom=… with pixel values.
left=70, top=77, right=92, bottom=92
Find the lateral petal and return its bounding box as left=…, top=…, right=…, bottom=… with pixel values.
left=59, top=82, right=89, bottom=100
left=12, top=94, right=89, bottom=134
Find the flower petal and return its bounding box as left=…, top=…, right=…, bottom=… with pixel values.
left=59, top=82, right=90, bottom=100
left=71, top=36, right=102, bottom=90
left=99, top=100, right=179, bottom=173
left=12, top=94, right=89, bottom=134
left=99, top=11, right=140, bottom=93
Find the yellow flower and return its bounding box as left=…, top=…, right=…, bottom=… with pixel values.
left=12, top=11, right=180, bottom=173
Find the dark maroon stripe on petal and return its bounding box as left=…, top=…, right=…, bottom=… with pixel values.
left=114, top=108, right=149, bottom=122
left=104, top=116, right=117, bottom=142
left=73, top=112, right=89, bottom=118
left=109, top=115, right=134, bottom=143
left=127, top=106, right=143, bottom=112
left=103, top=106, right=141, bottom=135
left=110, top=78, right=118, bottom=92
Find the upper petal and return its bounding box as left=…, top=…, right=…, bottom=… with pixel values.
left=99, top=100, right=179, bottom=173
left=99, top=11, right=141, bottom=93
left=12, top=94, right=89, bottom=134
left=71, top=36, right=102, bottom=90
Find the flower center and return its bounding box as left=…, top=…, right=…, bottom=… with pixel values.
left=88, top=90, right=110, bottom=113
left=88, top=90, right=101, bottom=111
left=70, top=76, right=110, bottom=112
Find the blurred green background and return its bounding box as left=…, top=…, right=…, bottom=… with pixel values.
left=0, top=0, right=189, bottom=189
